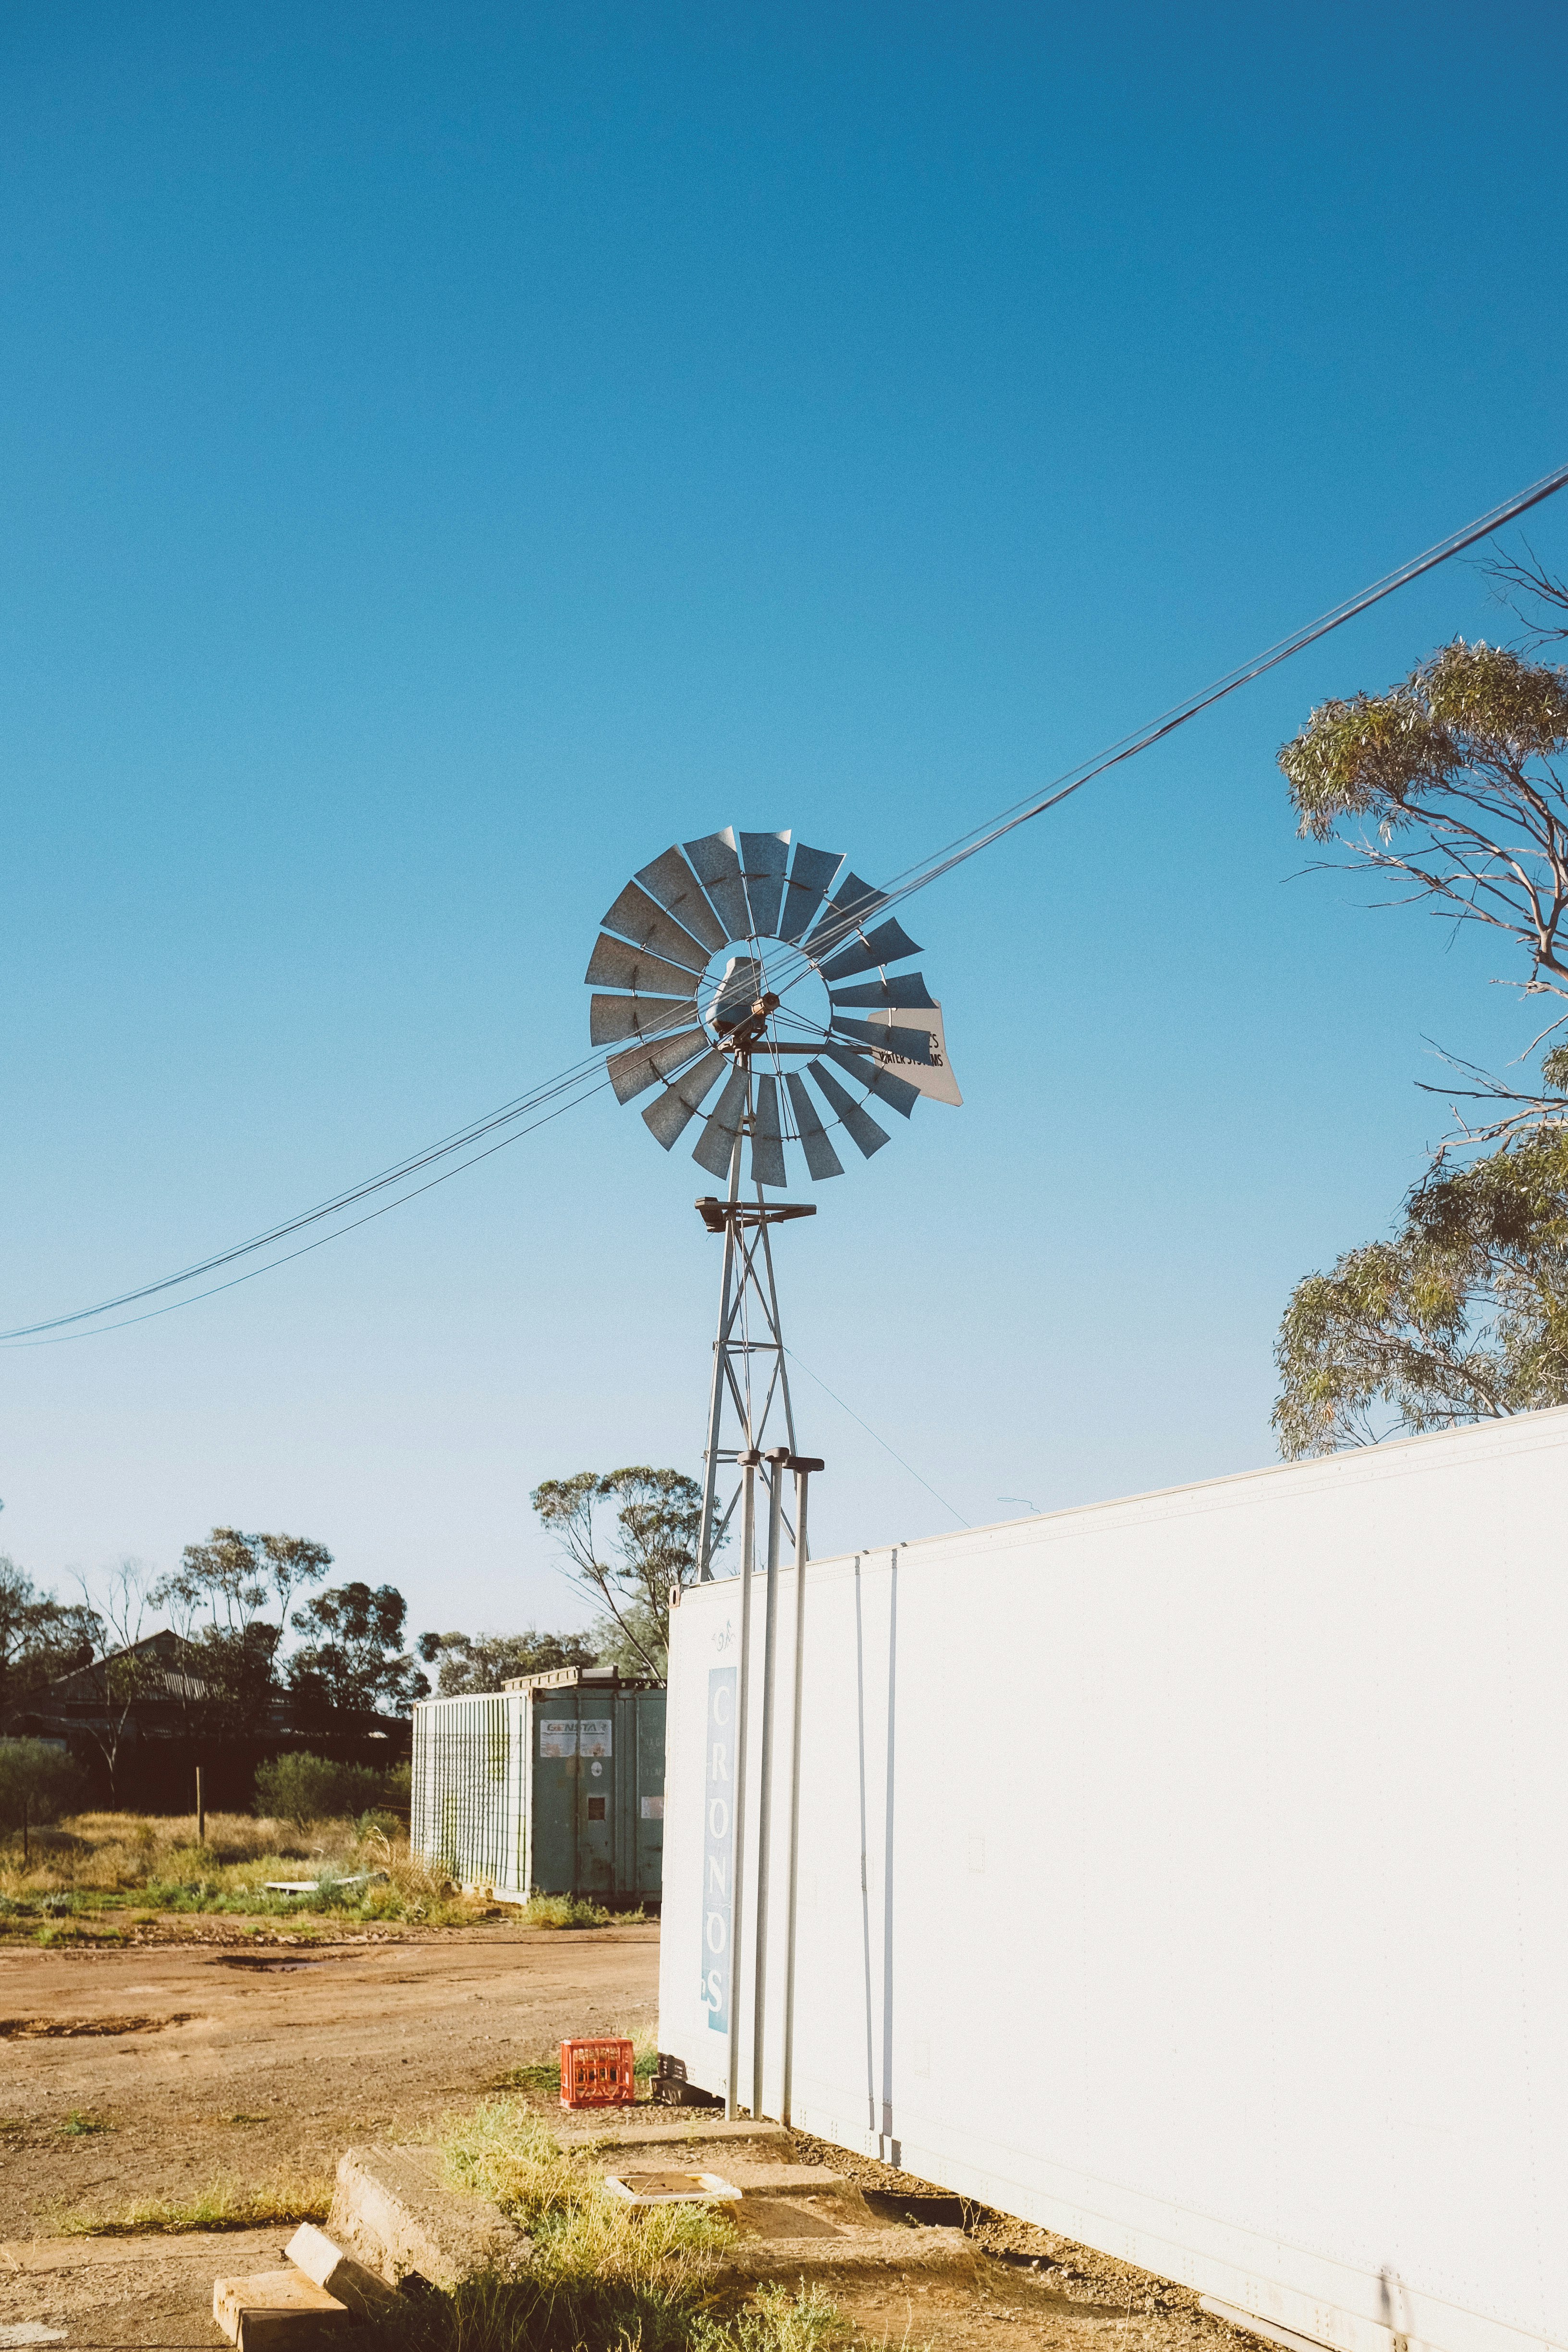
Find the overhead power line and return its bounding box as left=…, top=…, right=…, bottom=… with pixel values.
left=9, top=457, right=1568, bottom=1345
left=760, top=456, right=1568, bottom=1001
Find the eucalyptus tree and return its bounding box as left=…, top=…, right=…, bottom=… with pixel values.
left=1274, top=582, right=1568, bottom=1454
left=529, top=1468, right=704, bottom=1679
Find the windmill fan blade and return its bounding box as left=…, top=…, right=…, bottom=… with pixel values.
left=817, top=918, right=923, bottom=983
left=682, top=827, right=752, bottom=941
left=607, top=1026, right=709, bottom=1105
left=807, top=1060, right=891, bottom=1160
left=784, top=1071, right=844, bottom=1180
left=821, top=1040, right=920, bottom=1118
left=585, top=933, right=710, bottom=997
left=600, top=881, right=709, bottom=973
left=643, top=1049, right=728, bottom=1148
left=831, top=1015, right=933, bottom=1064
left=804, top=870, right=888, bottom=956
left=739, top=831, right=790, bottom=938
left=644, top=1054, right=729, bottom=1152
left=589, top=992, right=697, bottom=1047
left=692, top=1066, right=750, bottom=1178
left=751, top=1074, right=788, bottom=1188
left=634, top=846, right=727, bottom=953
left=828, top=972, right=938, bottom=1011
left=777, top=842, right=843, bottom=942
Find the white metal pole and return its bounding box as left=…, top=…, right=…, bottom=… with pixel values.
left=725, top=1451, right=758, bottom=2121
left=780, top=1454, right=821, bottom=2127
left=751, top=1445, right=788, bottom=2117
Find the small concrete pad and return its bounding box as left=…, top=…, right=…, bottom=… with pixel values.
left=557, top=2114, right=974, bottom=2283
left=285, top=2224, right=401, bottom=2318
left=330, top=2144, right=532, bottom=2291
left=212, top=2266, right=350, bottom=2349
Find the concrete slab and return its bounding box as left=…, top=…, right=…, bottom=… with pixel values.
left=329, top=2144, right=531, bottom=2291
left=559, top=2113, right=974, bottom=2284
left=555, top=2114, right=790, bottom=2149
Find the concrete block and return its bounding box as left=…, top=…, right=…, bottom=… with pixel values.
left=284, top=2223, right=401, bottom=2317
left=329, top=2144, right=531, bottom=2292
left=211, top=2266, right=351, bottom=2349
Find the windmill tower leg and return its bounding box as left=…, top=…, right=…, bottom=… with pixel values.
left=696, top=1121, right=744, bottom=1582
left=694, top=1060, right=809, bottom=1582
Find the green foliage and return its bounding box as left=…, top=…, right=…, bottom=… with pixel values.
left=1279, top=637, right=1568, bottom=1034
left=0, top=1560, right=97, bottom=1708
left=150, top=1528, right=334, bottom=1739
left=254, top=1750, right=387, bottom=1825
left=530, top=1467, right=702, bottom=1678
left=156, top=1527, right=332, bottom=1634
left=1272, top=585, right=1568, bottom=1454
left=288, top=1582, right=429, bottom=1716
left=1274, top=1132, right=1568, bottom=1456
left=415, top=1629, right=597, bottom=1696
left=0, top=1738, right=84, bottom=1861
left=1281, top=641, right=1568, bottom=839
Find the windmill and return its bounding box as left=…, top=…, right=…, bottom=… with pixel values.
left=585, top=825, right=961, bottom=1580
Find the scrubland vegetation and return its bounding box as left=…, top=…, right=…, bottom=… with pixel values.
left=0, top=1807, right=642, bottom=1936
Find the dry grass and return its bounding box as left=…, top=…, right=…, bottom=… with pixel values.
left=362, top=2099, right=765, bottom=2352
left=0, top=1811, right=490, bottom=1933
left=59, top=2167, right=333, bottom=2236
left=0, top=1814, right=647, bottom=1938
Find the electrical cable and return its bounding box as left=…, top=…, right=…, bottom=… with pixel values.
left=11, top=457, right=1568, bottom=1343
left=761, top=455, right=1568, bottom=1004
left=0, top=1074, right=618, bottom=1348
left=784, top=1347, right=970, bottom=1526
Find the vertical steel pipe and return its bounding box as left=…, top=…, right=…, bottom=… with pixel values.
left=780, top=1455, right=821, bottom=2126
left=751, top=1446, right=788, bottom=2116
left=725, top=1450, right=759, bottom=2121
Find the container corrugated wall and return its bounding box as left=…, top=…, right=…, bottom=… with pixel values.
left=410, top=1692, right=520, bottom=1894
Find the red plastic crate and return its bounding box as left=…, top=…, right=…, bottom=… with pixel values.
left=560, top=2036, right=637, bottom=2108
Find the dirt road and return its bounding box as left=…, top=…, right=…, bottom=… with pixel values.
left=0, top=1924, right=658, bottom=2237
left=0, top=1923, right=1242, bottom=2352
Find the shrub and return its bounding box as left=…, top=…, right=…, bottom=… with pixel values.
left=0, top=1739, right=84, bottom=1864
left=254, top=1752, right=384, bottom=1826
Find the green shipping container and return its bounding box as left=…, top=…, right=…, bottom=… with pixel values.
left=411, top=1667, right=665, bottom=1907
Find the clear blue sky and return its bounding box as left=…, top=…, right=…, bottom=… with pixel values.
left=5, top=2, right=1567, bottom=1641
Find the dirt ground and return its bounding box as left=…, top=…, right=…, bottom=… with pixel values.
left=0, top=1921, right=1250, bottom=2352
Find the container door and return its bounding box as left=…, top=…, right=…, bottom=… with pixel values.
left=530, top=1703, right=580, bottom=1895
left=635, top=1692, right=666, bottom=1900
left=576, top=1708, right=615, bottom=1894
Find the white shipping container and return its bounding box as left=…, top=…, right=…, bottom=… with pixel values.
left=658, top=1409, right=1568, bottom=2352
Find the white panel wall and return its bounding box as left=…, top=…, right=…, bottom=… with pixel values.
left=659, top=1410, right=1568, bottom=2352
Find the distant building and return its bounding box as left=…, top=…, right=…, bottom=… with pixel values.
left=1, top=1627, right=407, bottom=1812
